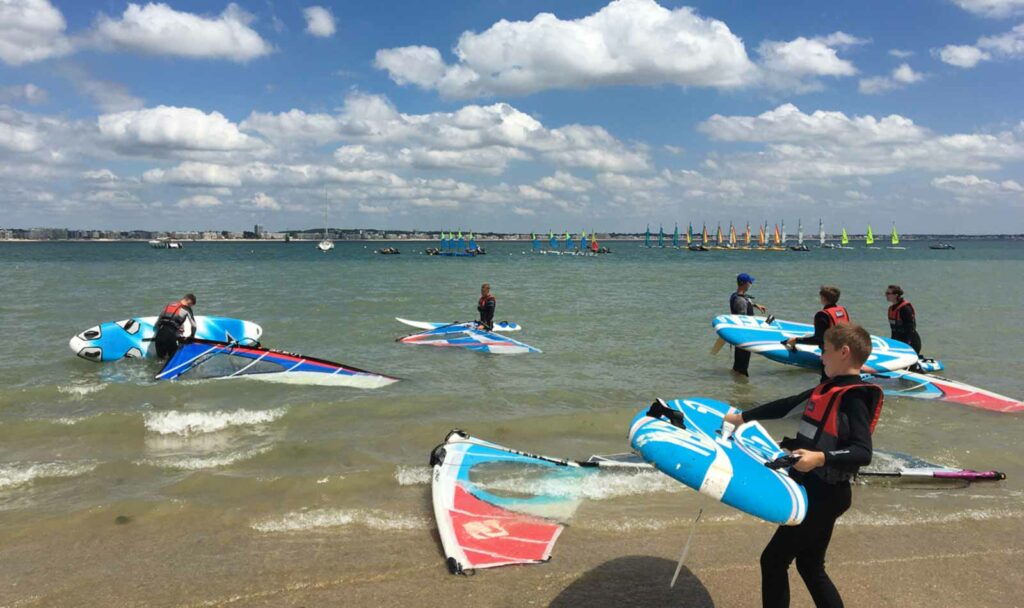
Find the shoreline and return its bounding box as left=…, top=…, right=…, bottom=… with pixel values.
left=1, top=235, right=1022, bottom=244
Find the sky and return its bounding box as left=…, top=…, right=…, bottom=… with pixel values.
left=1, top=0, right=1023, bottom=233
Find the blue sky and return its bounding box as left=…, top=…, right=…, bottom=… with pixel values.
left=1, top=0, right=1023, bottom=233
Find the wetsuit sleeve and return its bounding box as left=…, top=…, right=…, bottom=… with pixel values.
left=741, top=388, right=815, bottom=422
left=899, top=305, right=916, bottom=333
left=794, top=311, right=829, bottom=346
left=822, top=391, right=873, bottom=467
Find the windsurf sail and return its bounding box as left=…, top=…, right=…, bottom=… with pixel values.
left=758, top=223, right=766, bottom=247
left=156, top=339, right=399, bottom=388
left=865, top=225, right=875, bottom=246
left=701, top=223, right=709, bottom=245
left=891, top=222, right=900, bottom=246
left=744, top=222, right=751, bottom=246
left=729, top=223, right=737, bottom=247
left=780, top=221, right=787, bottom=244
left=395, top=318, right=521, bottom=332
left=773, top=224, right=782, bottom=246
left=716, top=224, right=724, bottom=246
left=399, top=324, right=541, bottom=354
left=841, top=227, right=849, bottom=245
left=865, top=369, right=1024, bottom=413
left=861, top=450, right=1005, bottom=482
left=430, top=430, right=644, bottom=574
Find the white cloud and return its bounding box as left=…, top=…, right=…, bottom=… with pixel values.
left=92, top=3, right=272, bottom=62
left=756, top=32, right=862, bottom=92
left=950, top=0, right=1024, bottom=18
left=932, top=174, right=1024, bottom=196
left=0, top=83, right=48, bottom=104
left=858, top=63, right=925, bottom=94
left=143, top=161, right=242, bottom=187
left=59, top=65, right=144, bottom=112
left=98, top=106, right=262, bottom=152
left=0, top=0, right=71, bottom=65
left=375, top=0, right=758, bottom=98
left=248, top=192, right=280, bottom=210
left=244, top=93, right=650, bottom=174
left=536, top=171, right=593, bottom=193
left=937, top=23, right=1024, bottom=68
left=937, top=44, right=992, bottom=67
left=176, top=194, right=223, bottom=208
left=888, top=49, right=914, bottom=58
left=512, top=207, right=536, bottom=216
left=697, top=104, right=1024, bottom=183
left=303, top=6, right=336, bottom=38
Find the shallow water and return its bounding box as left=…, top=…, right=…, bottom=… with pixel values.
left=1, top=239, right=1022, bottom=544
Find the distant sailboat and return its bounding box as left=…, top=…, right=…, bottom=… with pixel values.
left=672, top=223, right=680, bottom=248
left=657, top=225, right=665, bottom=248
left=644, top=224, right=651, bottom=248
left=715, top=223, right=724, bottom=249
left=744, top=222, right=752, bottom=249
left=865, top=225, right=880, bottom=249
left=317, top=197, right=334, bottom=252
left=758, top=223, right=767, bottom=248
left=780, top=221, right=787, bottom=245
left=790, top=219, right=809, bottom=251
left=819, top=219, right=835, bottom=249
left=839, top=227, right=853, bottom=249
left=770, top=224, right=785, bottom=250
left=728, top=222, right=737, bottom=249
left=888, top=222, right=906, bottom=250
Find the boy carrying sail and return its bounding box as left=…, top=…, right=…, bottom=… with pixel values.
left=723, top=324, right=883, bottom=608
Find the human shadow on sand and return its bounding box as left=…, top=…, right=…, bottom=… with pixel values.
left=549, top=555, right=713, bottom=607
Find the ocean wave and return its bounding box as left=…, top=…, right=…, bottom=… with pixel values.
left=57, top=384, right=107, bottom=398
left=394, top=465, right=431, bottom=486
left=841, top=507, right=1024, bottom=527
left=136, top=446, right=272, bottom=470
left=251, top=508, right=431, bottom=533
left=477, top=469, right=680, bottom=501
left=0, top=461, right=98, bottom=490
left=144, top=408, right=287, bottom=436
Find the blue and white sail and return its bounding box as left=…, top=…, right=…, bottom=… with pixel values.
left=400, top=324, right=541, bottom=354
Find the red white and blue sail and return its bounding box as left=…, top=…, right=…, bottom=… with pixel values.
left=156, top=339, right=399, bottom=388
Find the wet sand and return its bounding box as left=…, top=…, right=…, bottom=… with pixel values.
left=2, top=507, right=1021, bottom=607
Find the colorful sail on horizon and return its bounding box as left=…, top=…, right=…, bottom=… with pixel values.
left=758, top=223, right=766, bottom=246
left=716, top=224, right=724, bottom=246
left=702, top=223, right=709, bottom=245
left=672, top=223, right=679, bottom=247
left=841, top=227, right=849, bottom=245
left=891, top=223, right=900, bottom=246
left=866, top=225, right=875, bottom=246
left=729, top=223, right=737, bottom=247
left=687, top=223, right=693, bottom=245
left=745, top=223, right=751, bottom=246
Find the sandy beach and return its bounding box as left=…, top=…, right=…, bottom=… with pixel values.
left=2, top=502, right=1021, bottom=607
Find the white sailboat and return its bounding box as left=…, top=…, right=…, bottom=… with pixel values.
left=790, top=219, right=809, bottom=251
left=818, top=219, right=835, bottom=249
left=317, top=200, right=334, bottom=252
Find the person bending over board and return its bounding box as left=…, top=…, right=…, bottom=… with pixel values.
left=476, top=283, right=496, bottom=332
left=153, top=293, right=197, bottom=358
left=730, top=272, right=768, bottom=376
left=723, top=323, right=883, bottom=608
left=885, top=285, right=922, bottom=356
left=785, top=285, right=849, bottom=380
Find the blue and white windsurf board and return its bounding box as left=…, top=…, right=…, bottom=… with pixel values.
left=70, top=316, right=263, bottom=362
left=629, top=398, right=807, bottom=525
left=713, top=314, right=923, bottom=373
left=395, top=317, right=521, bottom=332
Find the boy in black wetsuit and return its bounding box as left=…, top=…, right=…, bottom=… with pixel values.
left=153, top=293, right=197, bottom=358
left=730, top=272, right=767, bottom=376
left=724, top=323, right=883, bottom=608
left=785, top=285, right=849, bottom=380
left=476, top=283, right=496, bottom=331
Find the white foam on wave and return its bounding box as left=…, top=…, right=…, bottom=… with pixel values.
left=57, top=384, right=107, bottom=398
left=0, top=461, right=98, bottom=490
left=144, top=408, right=287, bottom=436
left=841, top=507, right=1024, bottom=527
left=478, top=469, right=680, bottom=501
left=251, top=508, right=432, bottom=533
left=394, top=465, right=431, bottom=486
left=136, top=446, right=272, bottom=471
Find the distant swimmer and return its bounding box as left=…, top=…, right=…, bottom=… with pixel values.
left=724, top=323, right=884, bottom=608
left=153, top=293, right=196, bottom=358
left=730, top=272, right=767, bottom=377
left=476, top=283, right=496, bottom=332
left=886, top=285, right=922, bottom=355
left=785, top=286, right=849, bottom=380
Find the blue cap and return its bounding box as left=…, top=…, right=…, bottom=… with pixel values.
left=737, top=273, right=755, bottom=284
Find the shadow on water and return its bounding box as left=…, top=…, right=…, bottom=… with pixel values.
left=549, top=556, right=714, bottom=608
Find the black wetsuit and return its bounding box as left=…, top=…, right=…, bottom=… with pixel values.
left=889, top=299, right=922, bottom=355
left=794, top=306, right=847, bottom=380
left=740, top=375, right=877, bottom=608
left=477, top=295, right=496, bottom=331
left=730, top=291, right=755, bottom=375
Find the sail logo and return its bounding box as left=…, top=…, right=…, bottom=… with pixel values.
left=463, top=520, right=509, bottom=539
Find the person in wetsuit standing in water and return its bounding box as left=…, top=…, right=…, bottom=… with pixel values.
left=785, top=285, right=849, bottom=379
left=885, top=284, right=922, bottom=355
left=724, top=323, right=884, bottom=608
left=153, top=294, right=197, bottom=358
left=476, top=283, right=496, bottom=331
left=730, top=272, right=768, bottom=376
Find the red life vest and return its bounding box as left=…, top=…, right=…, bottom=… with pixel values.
left=823, top=305, right=850, bottom=328
left=888, top=300, right=914, bottom=329
left=795, top=382, right=883, bottom=482
left=156, top=302, right=190, bottom=333
left=478, top=294, right=495, bottom=309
